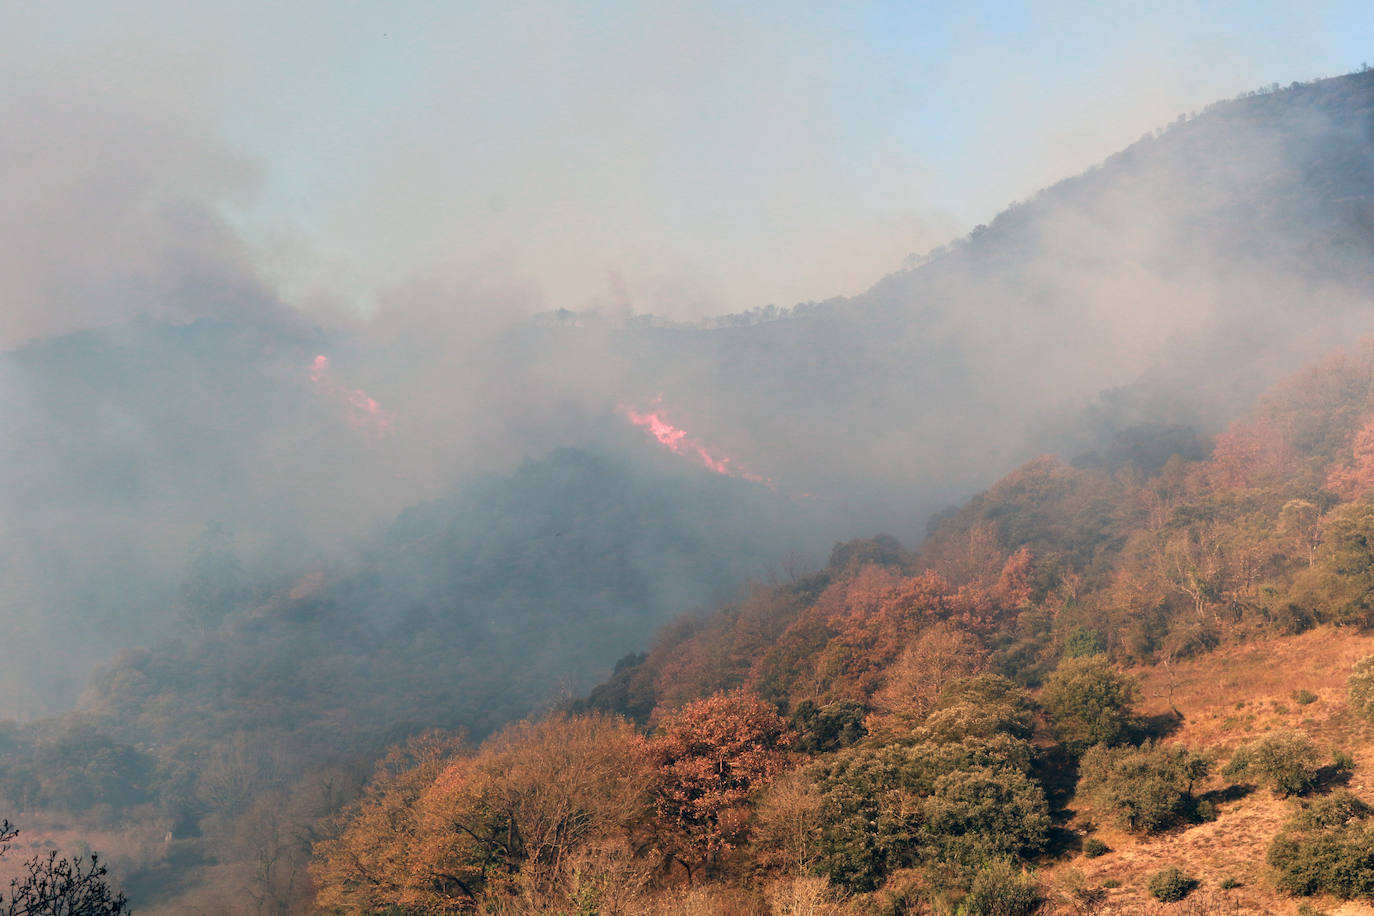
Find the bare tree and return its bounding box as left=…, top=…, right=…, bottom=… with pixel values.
left=0, top=820, right=130, bottom=916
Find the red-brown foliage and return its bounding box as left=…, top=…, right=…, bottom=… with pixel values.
left=1327, top=414, right=1374, bottom=498
left=648, top=691, right=791, bottom=879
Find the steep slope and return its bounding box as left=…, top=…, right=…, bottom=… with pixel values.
left=614, top=69, right=1374, bottom=531
left=547, top=339, right=1374, bottom=913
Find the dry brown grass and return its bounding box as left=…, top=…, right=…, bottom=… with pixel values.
left=1135, top=627, right=1374, bottom=754
left=1044, top=627, right=1374, bottom=916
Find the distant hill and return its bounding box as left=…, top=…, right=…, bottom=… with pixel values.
left=70, top=445, right=803, bottom=746
left=611, top=69, right=1374, bottom=531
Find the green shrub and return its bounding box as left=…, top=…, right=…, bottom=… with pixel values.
left=1224, top=731, right=1321, bottom=797
left=1147, top=866, right=1197, bottom=902
left=1292, top=688, right=1319, bottom=705
left=788, top=699, right=868, bottom=754
left=921, top=703, right=1035, bottom=745
left=1100, top=879, right=1120, bottom=889
left=809, top=735, right=1048, bottom=892
left=1062, top=628, right=1106, bottom=659
left=1292, top=505, right=1374, bottom=627
left=1332, top=748, right=1356, bottom=776
left=920, top=766, right=1051, bottom=866
left=1292, top=789, right=1374, bottom=829
left=1078, top=742, right=1210, bottom=833
left=1081, top=837, right=1109, bottom=858
left=960, top=859, right=1044, bottom=916
left=1218, top=876, right=1242, bottom=889
left=931, top=676, right=1040, bottom=741
left=1041, top=656, right=1140, bottom=753
left=1267, top=790, right=1374, bottom=899
left=1350, top=655, right=1374, bottom=722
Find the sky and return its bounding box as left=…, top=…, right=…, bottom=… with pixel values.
left=3, top=1, right=1373, bottom=342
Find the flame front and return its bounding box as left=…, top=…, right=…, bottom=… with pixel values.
left=619, top=399, right=771, bottom=486
left=310, top=355, right=396, bottom=437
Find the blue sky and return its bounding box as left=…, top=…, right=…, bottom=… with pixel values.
left=3, top=2, right=1373, bottom=338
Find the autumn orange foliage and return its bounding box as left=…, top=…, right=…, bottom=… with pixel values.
left=1327, top=414, right=1374, bottom=497
left=648, top=691, right=791, bottom=880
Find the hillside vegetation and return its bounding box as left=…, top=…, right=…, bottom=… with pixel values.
left=307, top=341, right=1374, bottom=914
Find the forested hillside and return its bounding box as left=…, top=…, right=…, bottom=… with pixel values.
left=310, top=342, right=1374, bottom=914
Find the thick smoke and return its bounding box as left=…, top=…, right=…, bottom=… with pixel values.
left=3, top=26, right=1374, bottom=724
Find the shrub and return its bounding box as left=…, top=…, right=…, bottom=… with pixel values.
left=809, top=735, right=1047, bottom=892
left=765, top=874, right=842, bottom=916
left=1267, top=790, right=1374, bottom=899
left=1350, top=655, right=1374, bottom=722
left=932, top=675, right=1040, bottom=740
left=1291, top=789, right=1374, bottom=829
left=808, top=743, right=934, bottom=891
left=1062, top=627, right=1106, bottom=659
left=1224, top=731, right=1321, bottom=797
left=1292, top=688, right=1319, bottom=705
left=921, top=765, right=1051, bottom=866
left=1291, top=504, right=1374, bottom=627
left=1147, top=866, right=1197, bottom=902
left=1078, top=742, right=1210, bottom=833
left=1332, top=748, right=1356, bottom=776
left=1041, top=656, right=1140, bottom=753
left=960, top=859, right=1044, bottom=916
left=921, top=702, right=1034, bottom=745
left=1081, top=837, right=1109, bottom=858
left=1218, top=876, right=1242, bottom=889
left=788, top=699, right=868, bottom=754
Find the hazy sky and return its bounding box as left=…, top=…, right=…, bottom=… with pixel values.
left=3, top=1, right=1373, bottom=341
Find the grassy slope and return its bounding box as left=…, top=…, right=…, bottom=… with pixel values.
left=1046, top=627, right=1374, bottom=915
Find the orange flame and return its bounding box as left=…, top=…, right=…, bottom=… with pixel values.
left=310, top=355, right=396, bottom=437
left=619, top=398, right=771, bottom=486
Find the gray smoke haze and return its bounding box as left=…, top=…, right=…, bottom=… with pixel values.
left=0, top=60, right=285, bottom=345
left=4, top=50, right=1374, bottom=723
